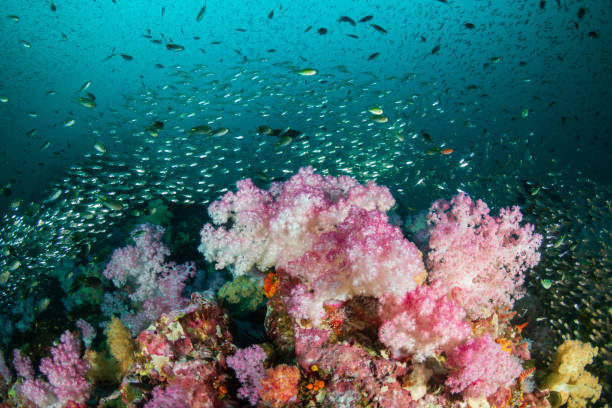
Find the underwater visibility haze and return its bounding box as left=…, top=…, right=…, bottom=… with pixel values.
left=0, top=0, right=610, bottom=407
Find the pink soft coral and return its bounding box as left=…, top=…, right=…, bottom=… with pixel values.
left=378, top=282, right=470, bottom=362
left=426, top=193, right=542, bottom=318
left=15, top=330, right=91, bottom=407
left=445, top=334, right=523, bottom=398
left=199, top=166, right=395, bottom=277
left=284, top=207, right=426, bottom=324
left=103, top=223, right=196, bottom=334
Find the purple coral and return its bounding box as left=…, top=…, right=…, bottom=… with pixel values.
left=227, top=345, right=267, bottom=406
left=445, top=334, right=523, bottom=398
left=378, top=282, right=470, bottom=362
left=426, top=193, right=542, bottom=318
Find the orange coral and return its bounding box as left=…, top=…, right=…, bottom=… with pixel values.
left=264, top=272, right=279, bottom=298
left=495, top=337, right=512, bottom=354
left=260, top=364, right=300, bottom=408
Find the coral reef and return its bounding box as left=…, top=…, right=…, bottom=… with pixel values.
left=0, top=168, right=603, bottom=408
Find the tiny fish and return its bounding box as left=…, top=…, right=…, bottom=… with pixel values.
left=441, top=148, right=454, bottom=155
left=368, top=107, right=383, bottom=115
left=0, top=271, right=10, bottom=285
left=0, top=96, right=7, bottom=103
left=40, top=141, right=51, bottom=151
left=358, top=15, right=373, bottom=23
left=99, top=195, right=124, bottom=211
left=371, top=115, right=388, bottom=123
left=78, top=81, right=91, bottom=92
left=50, top=2, right=56, bottom=12
left=211, top=128, right=229, bottom=136
left=20, top=40, right=32, bottom=48
left=9, top=259, right=21, bottom=271
left=371, top=24, right=387, bottom=34
left=77, top=97, right=96, bottom=108
left=191, top=125, right=212, bottom=135
left=553, top=232, right=567, bottom=249
left=63, top=119, right=75, bottom=127
left=338, top=16, right=356, bottom=26
left=304, top=25, right=312, bottom=32
left=121, top=54, right=134, bottom=60
left=345, top=34, right=359, bottom=39
left=37, top=298, right=51, bottom=312
left=431, top=45, right=440, bottom=54
left=276, top=135, right=293, bottom=147
left=298, top=68, right=318, bottom=76
left=268, top=10, right=274, bottom=18
left=166, top=43, right=185, bottom=51
left=318, top=27, right=327, bottom=35
left=46, top=189, right=62, bottom=202
left=257, top=125, right=272, bottom=135
left=8, top=15, right=20, bottom=22
left=94, top=142, right=107, bottom=153
left=464, top=22, right=475, bottom=29
left=368, top=52, right=380, bottom=60
left=196, top=2, right=206, bottom=22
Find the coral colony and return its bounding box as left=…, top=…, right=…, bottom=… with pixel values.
left=1, top=167, right=602, bottom=408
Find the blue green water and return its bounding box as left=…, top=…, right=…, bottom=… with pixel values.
left=1, top=0, right=611, bottom=213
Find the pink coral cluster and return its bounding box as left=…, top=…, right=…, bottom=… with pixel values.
left=14, top=330, right=91, bottom=407
left=427, top=192, right=542, bottom=319
left=284, top=207, right=426, bottom=323
left=199, top=166, right=396, bottom=277
left=197, top=169, right=546, bottom=405
left=201, top=167, right=425, bottom=324
left=102, top=223, right=196, bottom=334
left=378, top=281, right=471, bottom=362
left=445, top=334, right=523, bottom=398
